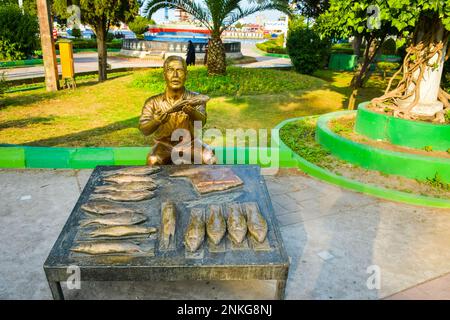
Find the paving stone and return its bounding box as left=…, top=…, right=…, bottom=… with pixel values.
left=277, top=212, right=304, bottom=227
left=271, top=193, right=302, bottom=212
left=1, top=168, right=449, bottom=300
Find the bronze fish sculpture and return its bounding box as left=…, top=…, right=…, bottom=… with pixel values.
left=242, top=202, right=268, bottom=243
left=94, top=181, right=157, bottom=193
left=226, top=203, right=247, bottom=244
left=102, top=166, right=160, bottom=176
left=81, top=200, right=141, bottom=215
left=71, top=241, right=144, bottom=255
left=206, top=204, right=226, bottom=245
left=89, top=225, right=157, bottom=238
left=79, top=212, right=147, bottom=227
left=160, top=202, right=176, bottom=249
left=184, top=208, right=205, bottom=252
left=90, top=190, right=155, bottom=202
left=103, top=174, right=155, bottom=184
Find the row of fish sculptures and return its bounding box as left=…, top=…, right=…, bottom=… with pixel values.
left=184, top=202, right=268, bottom=253
left=72, top=166, right=161, bottom=255
left=70, top=166, right=269, bottom=256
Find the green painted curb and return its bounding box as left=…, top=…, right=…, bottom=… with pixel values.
left=113, top=147, right=149, bottom=165
left=69, top=148, right=115, bottom=169
left=0, top=147, right=25, bottom=168
left=276, top=116, right=450, bottom=208
left=355, top=102, right=450, bottom=151
left=25, top=147, right=74, bottom=168
left=0, top=145, right=292, bottom=169
left=317, top=111, right=450, bottom=183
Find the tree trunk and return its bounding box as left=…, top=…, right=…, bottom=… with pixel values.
left=399, top=15, right=448, bottom=117
left=36, top=0, right=59, bottom=91
left=371, top=13, right=449, bottom=122
left=347, top=35, right=385, bottom=110
left=352, top=33, right=363, bottom=57
left=206, top=34, right=226, bottom=75
left=95, top=23, right=108, bottom=82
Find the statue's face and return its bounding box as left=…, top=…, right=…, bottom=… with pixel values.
left=164, top=60, right=186, bottom=90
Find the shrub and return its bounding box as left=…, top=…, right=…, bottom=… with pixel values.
left=377, top=61, right=400, bottom=80
left=132, top=66, right=325, bottom=97
left=256, top=37, right=287, bottom=55
left=0, top=5, right=39, bottom=61
left=331, top=43, right=355, bottom=55
left=71, top=27, right=82, bottom=39
left=0, top=38, right=25, bottom=60
left=106, top=32, right=115, bottom=42
left=287, top=18, right=331, bottom=75
left=55, top=39, right=123, bottom=50
left=381, top=38, right=397, bottom=55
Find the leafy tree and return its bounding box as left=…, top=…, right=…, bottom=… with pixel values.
left=369, top=0, right=450, bottom=122
left=292, top=0, right=329, bottom=18
left=143, top=0, right=292, bottom=75
left=0, top=4, right=39, bottom=61
left=128, top=15, right=154, bottom=38
left=316, top=0, right=398, bottom=109
left=317, top=0, right=450, bottom=120
left=287, top=15, right=331, bottom=74
left=0, top=0, right=37, bottom=15
left=53, top=0, right=139, bottom=82
left=234, top=21, right=243, bottom=29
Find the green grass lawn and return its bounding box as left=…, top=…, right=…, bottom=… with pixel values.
left=0, top=67, right=385, bottom=147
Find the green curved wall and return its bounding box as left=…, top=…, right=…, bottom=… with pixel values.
left=355, top=102, right=450, bottom=151
left=317, top=111, right=450, bottom=183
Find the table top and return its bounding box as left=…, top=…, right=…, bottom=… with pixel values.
left=44, top=165, right=289, bottom=275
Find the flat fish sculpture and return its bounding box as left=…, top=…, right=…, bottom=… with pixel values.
left=89, top=225, right=157, bottom=238
left=94, top=181, right=157, bottom=193
left=242, top=202, right=268, bottom=243
left=226, top=203, right=247, bottom=244
left=79, top=212, right=147, bottom=227
left=81, top=200, right=141, bottom=215
left=71, top=241, right=145, bottom=255
left=90, top=190, right=154, bottom=202
left=184, top=208, right=205, bottom=252
left=103, top=174, right=155, bottom=184
left=102, top=166, right=160, bottom=176
left=160, top=202, right=176, bottom=249
left=206, top=204, right=226, bottom=245
left=170, top=167, right=243, bottom=194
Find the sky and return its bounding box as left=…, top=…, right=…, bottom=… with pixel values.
left=145, top=5, right=285, bottom=24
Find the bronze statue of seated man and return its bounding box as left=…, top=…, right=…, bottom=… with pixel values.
left=139, top=56, right=217, bottom=166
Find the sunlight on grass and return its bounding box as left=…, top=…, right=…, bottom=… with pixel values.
left=0, top=67, right=385, bottom=147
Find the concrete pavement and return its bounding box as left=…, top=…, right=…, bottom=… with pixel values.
left=4, top=43, right=292, bottom=81
left=0, top=168, right=449, bottom=300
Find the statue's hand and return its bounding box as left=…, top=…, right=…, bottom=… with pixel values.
left=182, top=105, right=195, bottom=117
left=154, top=111, right=169, bottom=124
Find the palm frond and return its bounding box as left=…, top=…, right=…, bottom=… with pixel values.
left=142, top=0, right=212, bottom=29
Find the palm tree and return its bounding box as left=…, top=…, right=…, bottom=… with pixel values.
left=143, top=0, right=291, bottom=75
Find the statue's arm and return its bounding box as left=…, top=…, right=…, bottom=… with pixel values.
left=139, top=100, right=164, bottom=136
left=188, top=104, right=207, bottom=125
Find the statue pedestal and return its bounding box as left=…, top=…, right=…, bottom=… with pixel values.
left=43, top=165, right=289, bottom=300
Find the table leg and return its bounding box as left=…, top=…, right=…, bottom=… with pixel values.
left=275, top=280, right=286, bottom=300
left=48, top=281, right=64, bottom=300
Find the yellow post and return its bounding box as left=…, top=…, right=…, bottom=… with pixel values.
left=58, top=40, right=76, bottom=89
